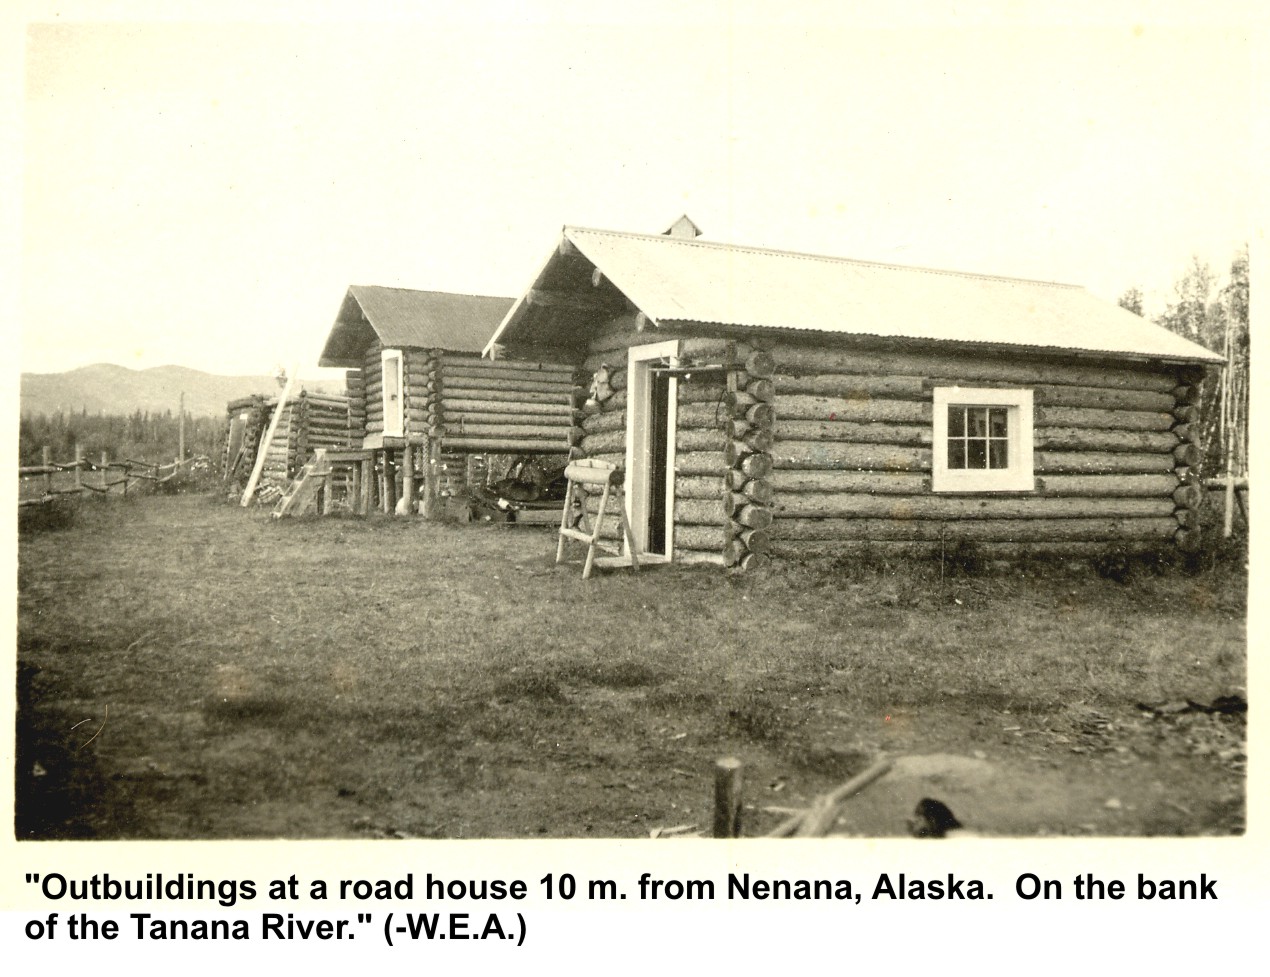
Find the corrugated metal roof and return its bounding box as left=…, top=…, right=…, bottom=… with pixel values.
left=553, top=227, right=1222, bottom=364
left=320, top=286, right=514, bottom=367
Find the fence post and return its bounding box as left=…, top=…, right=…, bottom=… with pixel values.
left=101, top=452, right=109, bottom=491
left=712, top=757, right=744, bottom=838
left=42, top=446, right=51, bottom=496
left=179, top=392, right=186, bottom=462
left=74, top=444, right=83, bottom=491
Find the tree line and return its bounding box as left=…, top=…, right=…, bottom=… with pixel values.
left=1120, top=246, right=1248, bottom=478
left=18, top=409, right=227, bottom=468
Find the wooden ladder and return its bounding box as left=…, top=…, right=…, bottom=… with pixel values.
left=556, top=459, right=639, bottom=578
left=273, top=450, right=331, bottom=518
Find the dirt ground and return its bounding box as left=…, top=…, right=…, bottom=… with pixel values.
left=15, top=493, right=1246, bottom=839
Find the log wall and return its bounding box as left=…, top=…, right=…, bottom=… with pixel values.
left=763, top=337, right=1204, bottom=556
left=547, top=313, right=1209, bottom=565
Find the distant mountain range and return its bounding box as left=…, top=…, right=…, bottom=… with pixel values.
left=19, top=364, right=345, bottom=418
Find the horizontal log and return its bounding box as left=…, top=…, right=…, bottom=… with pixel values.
left=775, top=419, right=930, bottom=446
left=679, top=430, right=726, bottom=452
left=1034, top=451, right=1175, bottom=475
left=739, top=527, right=772, bottom=554
left=673, top=549, right=727, bottom=566
left=773, top=441, right=930, bottom=472
left=1172, top=404, right=1199, bottom=423
left=744, top=379, right=775, bottom=402
left=1173, top=442, right=1202, bottom=467
left=770, top=470, right=931, bottom=495
left=441, top=437, right=571, bottom=453
left=735, top=505, right=773, bottom=529
left=1173, top=384, right=1201, bottom=406
left=1175, top=508, right=1199, bottom=530
left=675, top=451, right=726, bottom=477
left=440, top=386, right=581, bottom=405
left=737, top=551, right=768, bottom=571
left=439, top=398, right=575, bottom=418
left=1034, top=406, right=1176, bottom=432
left=737, top=453, right=773, bottom=479
left=675, top=476, right=725, bottom=500
left=678, top=336, right=752, bottom=361
left=768, top=342, right=1180, bottom=392
left=675, top=498, right=727, bottom=525
left=773, top=495, right=1174, bottom=521
left=735, top=478, right=774, bottom=505
left=774, top=516, right=1180, bottom=542
left=746, top=402, right=776, bottom=427
left=780, top=395, right=929, bottom=424
left=677, top=403, right=729, bottom=429
left=1033, top=427, right=1179, bottom=453
left=674, top=525, right=728, bottom=552
left=678, top=380, right=729, bottom=404
left=1037, top=474, right=1180, bottom=497
left=580, top=451, right=625, bottom=471
left=443, top=411, right=575, bottom=429
left=439, top=355, right=578, bottom=378
left=582, top=410, right=627, bottom=434
left=584, top=430, right=626, bottom=455
left=443, top=364, right=581, bottom=385
left=745, top=350, right=776, bottom=378
left=773, top=373, right=928, bottom=399
left=440, top=377, right=580, bottom=396
left=772, top=539, right=1176, bottom=559
left=441, top=422, right=573, bottom=440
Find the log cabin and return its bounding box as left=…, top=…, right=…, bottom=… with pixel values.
left=318, top=285, right=584, bottom=515
left=224, top=390, right=353, bottom=492
left=484, top=217, right=1224, bottom=568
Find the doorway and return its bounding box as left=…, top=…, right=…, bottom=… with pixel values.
left=625, top=340, right=679, bottom=560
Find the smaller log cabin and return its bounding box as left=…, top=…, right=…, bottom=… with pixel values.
left=318, top=285, right=584, bottom=514
left=484, top=218, right=1224, bottom=568
left=223, top=390, right=352, bottom=492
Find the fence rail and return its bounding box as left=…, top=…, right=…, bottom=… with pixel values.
left=18, top=447, right=209, bottom=507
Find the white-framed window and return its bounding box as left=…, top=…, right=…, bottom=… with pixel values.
left=931, top=387, right=1034, bottom=492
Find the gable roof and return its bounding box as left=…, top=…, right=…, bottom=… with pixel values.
left=487, top=227, right=1222, bottom=365
left=319, top=285, right=515, bottom=367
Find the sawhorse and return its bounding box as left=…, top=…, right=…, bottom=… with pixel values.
left=556, top=459, right=639, bottom=579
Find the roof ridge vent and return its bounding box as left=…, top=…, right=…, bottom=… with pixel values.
left=663, top=214, right=703, bottom=239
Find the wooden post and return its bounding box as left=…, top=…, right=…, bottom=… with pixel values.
left=712, top=757, right=744, bottom=838
left=351, top=460, right=362, bottom=514
left=100, top=451, right=109, bottom=490
left=420, top=437, right=439, bottom=519
left=360, top=457, right=373, bottom=515
left=73, top=444, right=83, bottom=491
left=1224, top=473, right=1236, bottom=538
left=401, top=443, right=415, bottom=515
left=178, top=392, right=186, bottom=462
left=42, top=446, right=51, bottom=495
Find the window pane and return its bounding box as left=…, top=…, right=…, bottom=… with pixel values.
left=989, top=440, right=1008, bottom=469
left=948, top=406, right=965, bottom=437
left=948, top=439, right=966, bottom=469
left=968, top=408, right=988, bottom=437
left=966, top=439, right=987, bottom=468
left=989, top=408, right=1008, bottom=438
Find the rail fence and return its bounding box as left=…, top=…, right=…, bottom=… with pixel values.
left=18, top=446, right=210, bottom=508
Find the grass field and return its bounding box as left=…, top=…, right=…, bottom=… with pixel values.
left=16, top=492, right=1246, bottom=839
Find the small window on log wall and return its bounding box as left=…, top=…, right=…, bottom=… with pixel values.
left=932, top=387, right=1034, bottom=492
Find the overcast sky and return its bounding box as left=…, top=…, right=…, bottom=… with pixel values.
left=11, top=1, right=1258, bottom=378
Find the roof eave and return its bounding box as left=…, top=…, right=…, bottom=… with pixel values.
left=654, top=318, right=1225, bottom=366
